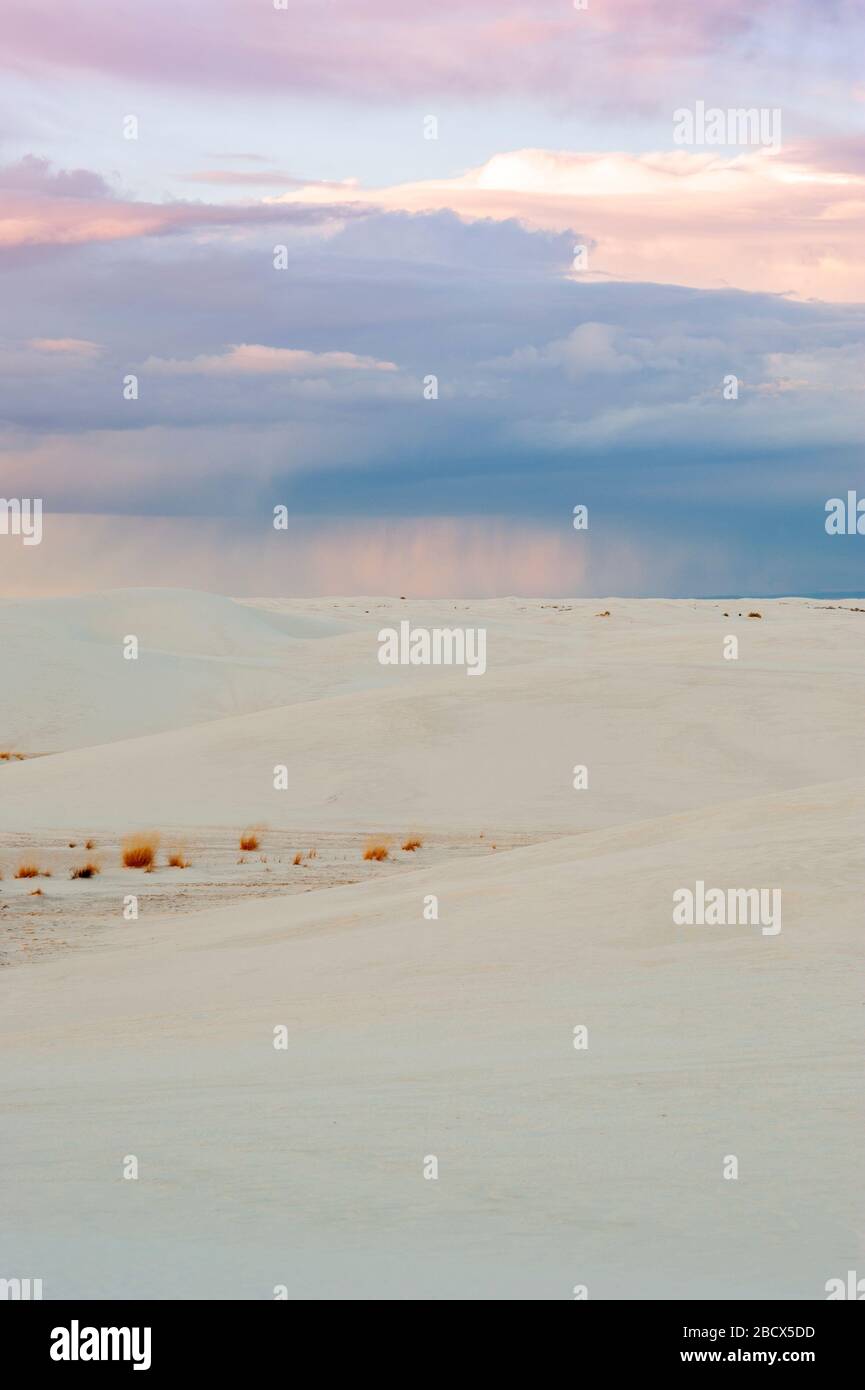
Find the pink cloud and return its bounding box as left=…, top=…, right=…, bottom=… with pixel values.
left=0, top=1, right=852, bottom=105
left=3, top=136, right=864, bottom=304
left=275, top=145, right=865, bottom=301
left=143, top=344, right=399, bottom=375
left=0, top=338, right=103, bottom=374
left=28, top=337, right=101, bottom=356
left=0, top=158, right=367, bottom=248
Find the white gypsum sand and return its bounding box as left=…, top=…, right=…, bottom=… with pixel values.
left=0, top=592, right=862, bottom=1297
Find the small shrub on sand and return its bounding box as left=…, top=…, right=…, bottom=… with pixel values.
left=167, top=852, right=190, bottom=868
left=30, top=888, right=42, bottom=896
left=68, top=841, right=77, bottom=848
left=85, top=838, right=95, bottom=850
left=402, top=837, right=423, bottom=852
left=595, top=610, right=611, bottom=618
left=121, top=833, right=159, bottom=869
left=239, top=829, right=260, bottom=852
left=71, top=863, right=100, bottom=879
left=748, top=611, right=762, bottom=619
left=15, top=864, right=44, bottom=879
left=292, top=852, right=303, bottom=866
left=363, top=842, right=389, bottom=862
left=0, top=751, right=25, bottom=761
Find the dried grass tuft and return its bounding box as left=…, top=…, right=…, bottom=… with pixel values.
left=122, top=833, right=159, bottom=869
left=363, top=842, right=390, bottom=862
left=71, top=863, right=100, bottom=879
left=15, top=864, right=44, bottom=879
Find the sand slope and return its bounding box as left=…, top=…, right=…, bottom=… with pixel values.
left=1, top=595, right=863, bottom=833
left=1, top=593, right=862, bottom=1298
left=1, top=778, right=860, bottom=1298
left=0, top=588, right=352, bottom=751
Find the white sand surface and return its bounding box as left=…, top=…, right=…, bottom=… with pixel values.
left=0, top=594, right=862, bottom=1298
left=1, top=595, right=863, bottom=834
left=0, top=589, right=352, bottom=752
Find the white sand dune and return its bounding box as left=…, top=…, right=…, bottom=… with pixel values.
left=0, top=588, right=352, bottom=751
left=1, top=593, right=862, bottom=1298
left=1, top=778, right=860, bottom=1298
left=1, top=594, right=863, bottom=834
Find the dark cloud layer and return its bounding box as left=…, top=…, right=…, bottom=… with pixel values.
left=1, top=209, right=862, bottom=570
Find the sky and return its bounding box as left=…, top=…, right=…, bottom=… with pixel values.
left=1, top=0, right=864, bottom=597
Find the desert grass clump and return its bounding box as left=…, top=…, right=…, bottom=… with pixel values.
left=401, top=836, right=423, bottom=852
left=0, top=751, right=25, bottom=761
left=363, top=842, right=390, bottom=862
left=167, top=852, right=190, bottom=868
left=292, top=852, right=303, bottom=866
left=71, top=863, right=100, bottom=879
left=748, top=611, right=762, bottom=619
left=15, top=864, right=45, bottom=879
left=122, top=833, right=160, bottom=869
left=85, top=838, right=95, bottom=850
left=239, top=829, right=260, bottom=852
left=306, top=847, right=318, bottom=859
